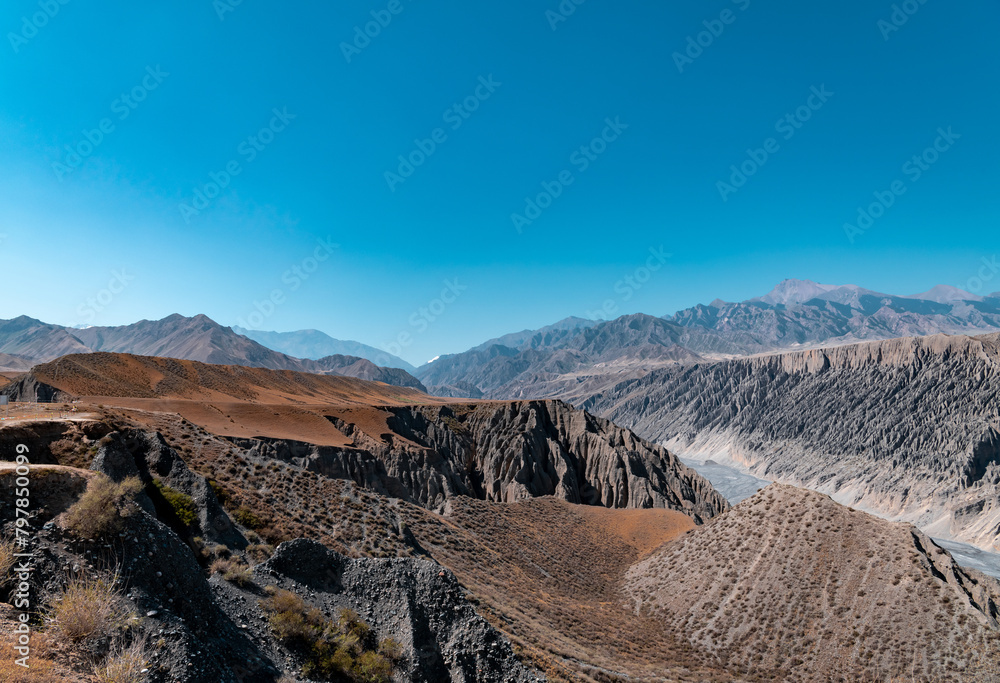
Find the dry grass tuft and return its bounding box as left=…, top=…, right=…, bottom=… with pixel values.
left=49, top=573, right=133, bottom=644
left=210, top=557, right=254, bottom=587
left=63, top=475, right=143, bottom=539
left=0, top=628, right=74, bottom=683
left=93, top=636, right=152, bottom=683
left=0, top=536, right=15, bottom=586
left=0, top=655, right=63, bottom=683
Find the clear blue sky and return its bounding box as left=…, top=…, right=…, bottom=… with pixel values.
left=1, top=0, right=997, bottom=364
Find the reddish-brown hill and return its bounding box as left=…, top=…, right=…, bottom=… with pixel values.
left=8, top=352, right=431, bottom=405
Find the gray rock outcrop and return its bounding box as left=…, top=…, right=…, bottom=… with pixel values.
left=247, top=539, right=544, bottom=682
left=232, top=400, right=727, bottom=524
left=584, top=332, right=1000, bottom=550
left=94, top=429, right=248, bottom=549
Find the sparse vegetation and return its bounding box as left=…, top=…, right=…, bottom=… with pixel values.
left=246, top=543, right=275, bottom=564
left=210, top=556, right=254, bottom=587
left=49, top=573, right=133, bottom=645
left=152, top=479, right=198, bottom=527
left=0, top=535, right=15, bottom=587
left=206, top=478, right=231, bottom=505
left=0, top=633, right=62, bottom=682
left=55, top=397, right=1000, bottom=682
left=63, top=476, right=142, bottom=539
left=232, top=506, right=263, bottom=530
left=93, top=636, right=152, bottom=683
left=260, top=587, right=399, bottom=682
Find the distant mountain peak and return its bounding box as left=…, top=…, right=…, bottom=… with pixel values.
left=753, top=279, right=841, bottom=306
left=233, top=325, right=415, bottom=372
left=905, top=284, right=982, bottom=303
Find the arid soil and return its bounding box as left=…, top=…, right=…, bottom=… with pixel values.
left=627, top=485, right=1000, bottom=682
left=1, top=351, right=998, bottom=681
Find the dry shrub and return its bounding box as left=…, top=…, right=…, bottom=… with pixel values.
left=0, top=629, right=67, bottom=683
left=260, top=587, right=398, bottom=681
left=246, top=543, right=275, bottom=564
left=50, top=573, right=133, bottom=644
left=261, top=587, right=325, bottom=648
left=210, top=557, right=253, bottom=587
left=94, top=636, right=151, bottom=683
left=0, top=536, right=15, bottom=586
left=0, top=654, right=62, bottom=683
left=63, top=476, right=143, bottom=539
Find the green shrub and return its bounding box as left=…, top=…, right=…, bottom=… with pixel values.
left=338, top=608, right=370, bottom=643
left=152, top=480, right=198, bottom=527
left=260, top=587, right=397, bottom=682
left=207, top=479, right=231, bottom=505
left=64, top=476, right=143, bottom=539
left=354, top=650, right=394, bottom=682
left=233, top=506, right=263, bottom=530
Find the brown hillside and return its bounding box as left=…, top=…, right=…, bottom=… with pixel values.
left=18, top=352, right=432, bottom=404
left=2, top=353, right=446, bottom=444
left=400, top=496, right=721, bottom=680
left=626, top=484, right=1000, bottom=682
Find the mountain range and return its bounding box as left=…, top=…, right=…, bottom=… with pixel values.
left=415, top=279, right=1000, bottom=399
left=670, top=278, right=1000, bottom=355
left=6, top=279, right=997, bottom=400
left=232, top=326, right=415, bottom=372
left=0, top=314, right=426, bottom=391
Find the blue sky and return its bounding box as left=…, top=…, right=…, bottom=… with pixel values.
left=1, top=0, right=997, bottom=364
